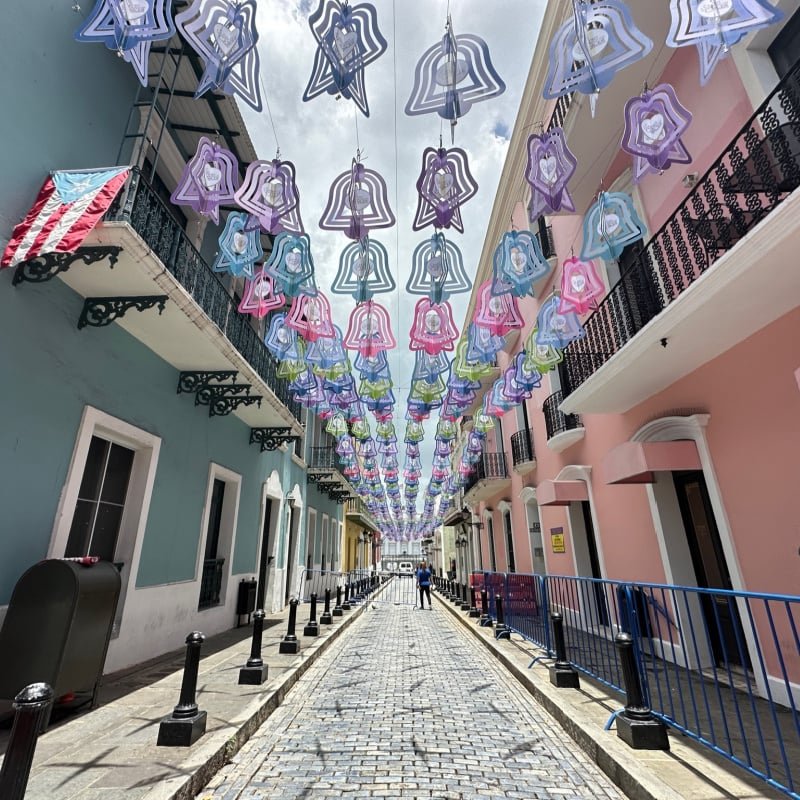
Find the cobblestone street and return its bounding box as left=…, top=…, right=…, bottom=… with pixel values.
left=200, top=583, right=625, bottom=800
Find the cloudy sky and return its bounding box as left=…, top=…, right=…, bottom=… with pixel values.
left=241, top=0, right=546, bottom=501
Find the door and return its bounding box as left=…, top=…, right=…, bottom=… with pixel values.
left=256, top=498, right=273, bottom=610
left=526, top=503, right=546, bottom=575
left=487, top=517, right=497, bottom=572
left=285, top=505, right=298, bottom=604
left=503, top=512, right=516, bottom=573
left=581, top=501, right=609, bottom=626
left=199, top=479, right=226, bottom=609
left=673, top=472, right=751, bottom=668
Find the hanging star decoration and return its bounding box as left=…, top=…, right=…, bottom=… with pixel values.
left=303, top=0, right=388, bottom=117
left=621, top=83, right=693, bottom=182
left=170, top=137, right=239, bottom=224
left=413, top=145, right=478, bottom=232
left=405, top=15, right=506, bottom=139
left=175, top=0, right=263, bottom=110
left=234, top=158, right=304, bottom=234
left=74, top=0, right=175, bottom=85
left=526, top=127, right=578, bottom=219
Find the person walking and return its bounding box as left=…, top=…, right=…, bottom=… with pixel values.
left=417, top=561, right=432, bottom=610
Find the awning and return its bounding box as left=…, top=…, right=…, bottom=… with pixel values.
left=602, top=441, right=701, bottom=485
left=537, top=480, right=589, bottom=506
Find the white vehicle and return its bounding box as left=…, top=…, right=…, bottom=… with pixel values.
left=397, top=561, right=414, bottom=577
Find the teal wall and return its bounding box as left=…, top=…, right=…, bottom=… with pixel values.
left=0, top=271, right=301, bottom=602
left=305, top=485, right=343, bottom=568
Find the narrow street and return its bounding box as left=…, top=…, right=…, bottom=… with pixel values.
left=201, top=584, right=624, bottom=800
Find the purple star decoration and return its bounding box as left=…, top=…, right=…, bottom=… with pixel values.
left=303, top=0, right=387, bottom=117
left=234, top=158, right=304, bottom=234
left=175, top=0, right=262, bottom=111
left=526, top=127, right=577, bottom=218
left=413, top=146, right=478, bottom=233
left=621, top=83, right=693, bottom=181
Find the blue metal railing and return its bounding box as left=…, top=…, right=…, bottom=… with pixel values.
left=472, top=571, right=800, bottom=799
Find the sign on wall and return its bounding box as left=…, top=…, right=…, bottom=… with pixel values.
left=550, top=527, right=566, bottom=554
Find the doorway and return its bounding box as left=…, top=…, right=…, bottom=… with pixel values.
left=256, top=498, right=273, bottom=610
left=487, top=516, right=497, bottom=572
left=580, top=501, right=609, bottom=626
left=502, top=511, right=516, bottom=573
left=673, top=471, right=751, bottom=669
left=285, top=504, right=298, bottom=605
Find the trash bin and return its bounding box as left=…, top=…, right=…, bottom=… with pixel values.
left=236, top=578, right=257, bottom=626
left=0, top=558, right=121, bottom=709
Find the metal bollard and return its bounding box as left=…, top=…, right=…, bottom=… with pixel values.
left=548, top=613, right=580, bottom=689
left=468, top=586, right=481, bottom=618
left=333, top=584, right=344, bottom=617
left=158, top=632, right=208, bottom=746
left=494, top=595, right=511, bottom=640
left=320, top=588, right=333, bottom=625
left=460, top=582, right=470, bottom=612
left=279, top=598, right=301, bottom=654
left=304, top=593, right=321, bottom=636
left=342, top=581, right=352, bottom=610
left=239, top=610, right=269, bottom=685
left=451, top=581, right=462, bottom=606
left=479, top=589, right=493, bottom=627
left=0, top=683, right=54, bottom=800
left=615, top=633, right=669, bottom=750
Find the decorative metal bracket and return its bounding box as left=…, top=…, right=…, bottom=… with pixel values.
left=317, top=481, right=342, bottom=492
left=12, top=246, right=122, bottom=286
left=209, top=395, right=262, bottom=417
left=195, top=384, right=251, bottom=406
left=249, top=427, right=300, bottom=452
left=77, top=295, right=168, bottom=329
left=307, top=471, right=334, bottom=484
left=177, top=371, right=238, bottom=394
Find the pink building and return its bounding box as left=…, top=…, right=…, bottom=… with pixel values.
left=455, top=0, right=800, bottom=731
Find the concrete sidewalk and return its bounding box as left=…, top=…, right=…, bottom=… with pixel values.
left=434, top=591, right=785, bottom=800
left=0, top=587, right=378, bottom=800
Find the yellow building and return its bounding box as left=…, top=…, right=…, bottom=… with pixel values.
left=343, top=498, right=380, bottom=573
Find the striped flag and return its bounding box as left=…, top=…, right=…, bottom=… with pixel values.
left=1, top=167, right=130, bottom=269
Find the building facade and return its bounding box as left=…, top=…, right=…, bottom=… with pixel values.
left=0, top=6, right=349, bottom=674
left=456, top=0, right=800, bottom=707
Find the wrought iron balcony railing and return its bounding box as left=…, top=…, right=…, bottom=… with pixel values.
left=309, top=445, right=345, bottom=471
left=562, top=61, right=800, bottom=399
left=106, top=168, right=302, bottom=423
left=543, top=391, right=583, bottom=441
left=198, top=557, right=225, bottom=609
left=510, top=429, right=535, bottom=467
left=463, top=451, right=508, bottom=495
left=534, top=222, right=556, bottom=260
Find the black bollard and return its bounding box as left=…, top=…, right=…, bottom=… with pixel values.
left=279, top=599, right=301, bottom=654
left=342, top=581, right=352, bottom=610
left=548, top=613, right=580, bottom=689
left=468, top=586, right=481, bottom=618
left=158, top=632, right=208, bottom=746
left=479, top=588, right=493, bottom=627
left=333, top=584, right=344, bottom=617
left=320, top=588, right=333, bottom=625
left=460, top=582, right=470, bottom=612
left=494, top=595, right=511, bottom=640
left=451, top=581, right=461, bottom=606
left=615, top=633, right=669, bottom=750
left=239, top=610, right=269, bottom=685
left=304, top=593, right=321, bottom=636
left=0, top=683, right=54, bottom=800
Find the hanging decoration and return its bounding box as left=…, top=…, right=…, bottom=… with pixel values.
left=170, top=137, right=239, bottom=224
left=343, top=301, right=396, bottom=356
left=175, top=0, right=263, bottom=110
left=558, top=256, right=605, bottom=314
left=465, top=322, right=506, bottom=363
left=264, top=313, right=303, bottom=360
left=621, top=83, right=693, bottom=181
left=408, top=300, right=459, bottom=355
left=543, top=0, right=653, bottom=112
left=234, top=158, right=303, bottom=234
left=412, top=145, right=478, bottom=232
left=535, top=295, right=586, bottom=348
left=211, top=211, right=262, bottom=278
left=74, top=0, right=175, bottom=86
left=406, top=233, right=471, bottom=303
left=580, top=191, right=646, bottom=261
left=331, top=237, right=395, bottom=301
left=472, top=281, right=524, bottom=336
left=666, top=0, right=783, bottom=85
left=302, top=0, right=388, bottom=117
left=263, top=232, right=317, bottom=297
left=319, top=158, right=396, bottom=240
left=526, top=127, right=578, bottom=219
left=405, top=16, right=506, bottom=140
left=411, top=350, right=451, bottom=384
left=237, top=269, right=285, bottom=318
left=491, top=230, right=550, bottom=297
left=523, top=328, right=564, bottom=373
left=286, top=292, right=335, bottom=341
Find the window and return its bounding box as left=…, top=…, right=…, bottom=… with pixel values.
left=65, top=436, right=135, bottom=562
left=199, top=479, right=226, bottom=609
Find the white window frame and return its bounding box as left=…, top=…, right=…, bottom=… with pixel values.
left=306, top=508, right=317, bottom=569
left=321, top=513, right=329, bottom=570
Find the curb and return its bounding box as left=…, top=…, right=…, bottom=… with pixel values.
left=434, top=593, right=685, bottom=800
left=158, top=583, right=384, bottom=800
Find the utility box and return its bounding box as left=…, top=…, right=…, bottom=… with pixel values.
left=0, top=559, right=121, bottom=708
left=236, top=577, right=257, bottom=624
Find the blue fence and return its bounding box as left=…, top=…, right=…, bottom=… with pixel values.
left=471, top=571, right=800, bottom=799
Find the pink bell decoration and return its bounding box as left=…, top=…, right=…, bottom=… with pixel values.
left=286, top=292, right=335, bottom=341
left=238, top=267, right=286, bottom=318
left=343, top=301, right=396, bottom=356
left=472, top=281, right=523, bottom=336
left=558, top=256, right=605, bottom=314
left=408, top=299, right=459, bottom=355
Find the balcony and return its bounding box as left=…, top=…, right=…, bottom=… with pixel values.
left=560, top=62, right=800, bottom=415
left=38, top=168, right=303, bottom=431
left=345, top=496, right=378, bottom=532
left=543, top=391, right=585, bottom=453
left=308, top=445, right=351, bottom=500
left=510, top=429, right=536, bottom=475
left=463, top=452, right=511, bottom=504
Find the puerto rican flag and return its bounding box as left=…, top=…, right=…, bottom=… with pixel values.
left=1, top=167, right=130, bottom=269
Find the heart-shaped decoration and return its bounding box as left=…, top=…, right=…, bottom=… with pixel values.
left=232, top=231, right=248, bottom=255
left=255, top=277, right=271, bottom=299
left=361, top=314, right=378, bottom=335
left=352, top=186, right=372, bottom=211
left=306, top=299, right=322, bottom=324
left=435, top=57, right=469, bottom=87
left=572, top=25, right=609, bottom=61
left=510, top=249, right=527, bottom=273
left=536, top=344, right=549, bottom=358
left=213, top=22, right=240, bottom=57
left=285, top=250, right=302, bottom=273
left=539, top=154, right=558, bottom=185
left=333, top=26, right=358, bottom=62
left=570, top=273, right=587, bottom=293
left=424, top=311, right=441, bottom=333
left=433, top=170, right=455, bottom=199
left=598, top=212, right=620, bottom=236
left=262, top=179, right=284, bottom=207
left=276, top=327, right=290, bottom=344
left=552, top=315, right=567, bottom=332
left=488, top=296, right=505, bottom=315
left=120, top=0, right=149, bottom=24
left=353, top=256, right=372, bottom=278
left=640, top=113, right=665, bottom=144
left=201, top=162, right=222, bottom=191
left=426, top=256, right=444, bottom=279
left=697, top=0, right=733, bottom=19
